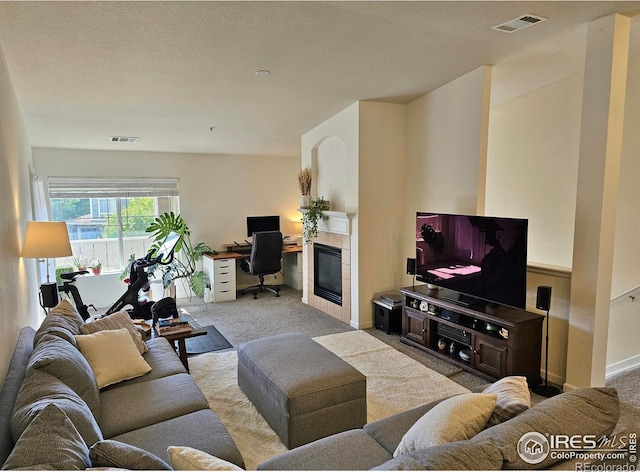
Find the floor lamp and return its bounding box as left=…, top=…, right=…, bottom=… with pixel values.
left=21, top=221, right=73, bottom=309
left=531, top=285, right=561, bottom=397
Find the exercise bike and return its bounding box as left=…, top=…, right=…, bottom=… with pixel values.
left=58, top=270, right=95, bottom=320
left=105, top=231, right=181, bottom=320
left=58, top=231, right=181, bottom=321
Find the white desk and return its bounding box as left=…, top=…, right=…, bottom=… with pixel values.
left=203, top=245, right=303, bottom=302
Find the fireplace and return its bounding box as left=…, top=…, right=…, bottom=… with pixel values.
left=314, top=244, right=342, bottom=306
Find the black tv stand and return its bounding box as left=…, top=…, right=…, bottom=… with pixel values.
left=401, top=286, right=544, bottom=385
left=442, top=293, right=482, bottom=307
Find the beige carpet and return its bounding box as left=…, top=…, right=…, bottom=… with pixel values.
left=189, top=330, right=470, bottom=470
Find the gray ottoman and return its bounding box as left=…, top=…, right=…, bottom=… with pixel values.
left=237, top=332, right=367, bottom=449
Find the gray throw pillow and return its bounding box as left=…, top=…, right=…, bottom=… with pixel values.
left=27, top=334, right=100, bottom=418
left=471, top=387, right=619, bottom=470
left=2, top=403, right=91, bottom=470
left=33, top=300, right=84, bottom=347
left=482, top=376, right=531, bottom=427
left=11, top=369, right=103, bottom=447
left=90, top=440, right=172, bottom=470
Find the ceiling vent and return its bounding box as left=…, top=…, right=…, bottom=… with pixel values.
left=111, top=136, right=139, bottom=143
left=492, top=14, right=547, bottom=33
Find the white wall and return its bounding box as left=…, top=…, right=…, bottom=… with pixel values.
left=0, top=43, right=38, bottom=385
left=32, top=148, right=300, bottom=301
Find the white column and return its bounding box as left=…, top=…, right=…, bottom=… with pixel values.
left=565, top=14, right=630, bottom=389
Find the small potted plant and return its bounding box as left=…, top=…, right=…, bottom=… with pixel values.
left=89, top=258, right=102, bottom=275
left=301, top=196, right=330, bottom=243
left=73, top=255, right=88, bottom=271
left=297, top=168, right=312, bottom=209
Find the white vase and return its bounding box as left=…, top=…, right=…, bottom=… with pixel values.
left=300, top=195, right=310, bottom=208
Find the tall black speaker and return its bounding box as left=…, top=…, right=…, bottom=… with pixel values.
left=532, top=285, right=561, bottom=398
left=406, top=258, right=416, bottom=275
left=536, top=286, right=552, bottom=311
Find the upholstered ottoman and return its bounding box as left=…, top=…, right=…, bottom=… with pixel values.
left=237, top=332, right=367, bottom=449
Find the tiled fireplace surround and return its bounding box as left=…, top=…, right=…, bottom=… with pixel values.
left=307, top=230, right=351, bottom=325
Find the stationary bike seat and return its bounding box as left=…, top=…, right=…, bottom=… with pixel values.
left=60, top=270, right=89, bottom=281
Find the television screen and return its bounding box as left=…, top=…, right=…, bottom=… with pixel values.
left=247, top=215, right=280, bottom=237
left=415, top=212, right=528, bottom=308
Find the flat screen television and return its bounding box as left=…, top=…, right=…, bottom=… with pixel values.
left=415, top=212, right=528, bottom=309
left=246, top=215, right=280, bottom=237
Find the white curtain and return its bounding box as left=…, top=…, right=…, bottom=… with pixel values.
left=30, top=166, right=52, bottom=283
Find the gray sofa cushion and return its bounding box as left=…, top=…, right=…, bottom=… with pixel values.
left=0, top=327, right=35, bottom=467
left=258, top=429, right=393, bottom=470
left=11, top=368, right=103, bottom=447
left=27, top=334, right=100, bottom=418
left=2, top=403, right=91, bottom=470
left=33, top=300, right=84, bottom=347
left=471, top=387, right=619, bottom=470
left=364, top=397, right=453, bottom=455
left=90, top=439, right=172, bottom=470
left=373, top=440, right=504, bottom=470
left=110, top=409, right=245, bottom=468
left=98, top=373, right=210, bottom=438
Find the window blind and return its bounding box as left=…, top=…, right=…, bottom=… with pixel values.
left=48, top=177, right=179, bottom=198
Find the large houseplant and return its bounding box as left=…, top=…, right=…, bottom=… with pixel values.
left=145, top=212, right=216, bottom=299
left=301, top=197, right=329, bottom=243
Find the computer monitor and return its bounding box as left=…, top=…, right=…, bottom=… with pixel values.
left=246, top=215, right=280, bottom=237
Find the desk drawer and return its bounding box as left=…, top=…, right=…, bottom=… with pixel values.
left=213, top=286, right=236, bottom=302
left=214, top=260, right=235, bottom=275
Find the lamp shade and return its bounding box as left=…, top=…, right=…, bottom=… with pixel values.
left=21, top=221, right=72, bottom=258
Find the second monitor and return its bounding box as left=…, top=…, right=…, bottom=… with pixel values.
left=246, top=215, right=280, bottom=237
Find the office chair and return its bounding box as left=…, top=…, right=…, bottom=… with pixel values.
left=241, top=231, right=284, bottom=299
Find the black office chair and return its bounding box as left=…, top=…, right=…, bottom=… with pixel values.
left=240, top=231, right=284, bottom=299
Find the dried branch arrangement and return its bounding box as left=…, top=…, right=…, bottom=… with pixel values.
left=297, top=168, right=312, bottom=196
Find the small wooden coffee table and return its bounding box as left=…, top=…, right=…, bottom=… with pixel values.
left=154, top=313, right=207, bottom=372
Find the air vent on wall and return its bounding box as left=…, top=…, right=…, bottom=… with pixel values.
left=111, top=136, right=139, bottom=143
left=492, top=14, right=547, bottom=33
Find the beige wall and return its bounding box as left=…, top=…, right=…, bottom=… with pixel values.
left=0, top=43, right=39, bottom=385
left=357, top=101, right=406, bottom=323
left=402, top=66, right=492, bottom=289
left=607, top=48, right=640, bottom=372
left=486, top=73, right=582, bottom=269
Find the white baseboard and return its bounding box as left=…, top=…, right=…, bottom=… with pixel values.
left=606, top=353, right=640, bottom=379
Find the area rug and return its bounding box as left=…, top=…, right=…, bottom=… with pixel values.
left=185, top=325, right=232, bottom=355
left=189, top=330, right=470, bottom=470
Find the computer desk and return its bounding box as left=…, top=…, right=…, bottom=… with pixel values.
left=203, top=244, right=302, bottom=302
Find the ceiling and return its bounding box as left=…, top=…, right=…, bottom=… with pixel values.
left=0, top=1, right=639, bottom=158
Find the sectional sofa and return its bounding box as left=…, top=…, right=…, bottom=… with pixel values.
left=0, top=300, right=243, bottom=470
left=0, top=299, right=634, bottom=470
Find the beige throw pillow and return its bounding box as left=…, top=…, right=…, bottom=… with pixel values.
left=167, top=446, right=243, bottom=470
left=80, top=310, right=148, bottom=354
left=394, top=393, right=497, bottom=457
left=483, top=375, right=531, bottom=426
left=74, top=327, right=151, bottom=388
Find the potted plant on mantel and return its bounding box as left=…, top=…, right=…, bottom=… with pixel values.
left=301, top=197, right=330, bottom=243
left=145, top=212, right=216, bottom=299
left=298, top=168, right=312, bottom=209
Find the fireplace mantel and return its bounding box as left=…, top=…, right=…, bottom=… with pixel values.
left=298, top=209, right=354, bottom=236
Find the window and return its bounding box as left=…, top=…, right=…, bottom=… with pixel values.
left=48, top=177, right=179, bottom=273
